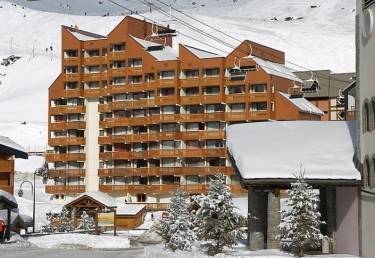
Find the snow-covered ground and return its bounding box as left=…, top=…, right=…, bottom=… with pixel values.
left=0, top=0, right=354, bottom=150
left=28, top=233, right=130, bottom=249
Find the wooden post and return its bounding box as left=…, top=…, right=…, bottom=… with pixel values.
left=113, top=209, right=117, bottom=236
left=95, top=210, right=99, bottom=235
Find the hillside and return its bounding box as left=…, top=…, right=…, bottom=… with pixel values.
left=0, top=0, right=355, bottom=151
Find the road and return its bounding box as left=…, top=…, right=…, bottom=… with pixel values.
left=0, top=247, right=145, bottom=258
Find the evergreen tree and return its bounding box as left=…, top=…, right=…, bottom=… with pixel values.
left=159, top=188, right=195, bottom=251
left=277, top=171, right=324, bottom=257
left=194, top=174, right=245, bottom=256
left=78, top=211, right=94, bottom=230
left=57, top=207, right=74, bottom=232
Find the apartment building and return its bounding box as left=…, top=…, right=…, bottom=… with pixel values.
left=46, top=16, right=323, bottom=203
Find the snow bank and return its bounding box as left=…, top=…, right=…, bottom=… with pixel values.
left=28, top=233, right=130, bottom=249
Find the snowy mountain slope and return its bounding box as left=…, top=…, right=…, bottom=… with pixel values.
left=0, top=0, right=355, bottom=151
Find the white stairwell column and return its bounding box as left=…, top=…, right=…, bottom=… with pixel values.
left=85, top=98, right=100, bottom=191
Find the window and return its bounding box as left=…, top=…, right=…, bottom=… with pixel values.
left=64, top=50, right=78, bottom=58
left=250, top=84, right=266, bottom=93
left=160, top=88, right=175, bottom=96
left=204, top=86, right=220, bottom=95
left=85, top=81, right=100, bottom=89
left=86, top=65, right=100, bottom=73
left=185, top=105, right=203, bottom=114
left=112, top=77, right=126, bottom=85
left=65, top=82, right=78, bottom=90
left=160, top=70, right=175, bottom=79
left=206, top=121, right=224, bottom=131
left=228, top=85, right=245, bottom=94
left=112, top=60, right=126, bottom=69
left=206, top=140, right=224, bottom=148
left=129, top=58, right=142, bottom=67
left=364, top=157, right=371, bottom=188
left=230, top=103, right=245, bottom=112
left=86, top=49, right=100, bottom=57
left=206, top=104, right=225, bottom=113
left=184, top=87, right=199, bottom=96
left=251, top=102, right=267, bottom=111
left=65, top=66, right=78, bottom=74
left=129, top=75, right=142, bottom=84
left=111, top=43, right=126, bottom=52
left=204, top=68, right=220, bottom=77
left=363, top=100, right=371, bottom=132
left=185, top=69, right=199, bottom=78
left=364, top=0, right=375, bottom=9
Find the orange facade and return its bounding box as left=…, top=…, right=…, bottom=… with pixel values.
left=46, top=16, right=322, bottom=200
left=0, top=154, right=15, bottom=194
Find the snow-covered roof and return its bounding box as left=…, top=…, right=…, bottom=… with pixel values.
left=227, top=121, right=360, bottom=183
left=279, top=92, right=324, bottom=116
left=0, top=136, right=28, bottom=159
left=251, top=56, right=302, bottom=82
left=0, top=189, right=17, bottom=208
left=131, top=36, right=163, bottom=49
left=148, top=46, right=179, bottom=61
left=116, top=204, right=145, bottom=216
left=184, top=45, right=222, bottom=59
left=68, top=30, right=106, bottom=41
left=65, top=191, right=117, bottom=208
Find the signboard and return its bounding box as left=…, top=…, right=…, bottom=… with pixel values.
left=98, top=212, right=115, bottom=227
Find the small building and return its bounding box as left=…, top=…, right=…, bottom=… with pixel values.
left=64, top=191, right=146, bottom=230
left=227, top=121, right=361, bottom=256
left=0, top=136, right=28, bottom=194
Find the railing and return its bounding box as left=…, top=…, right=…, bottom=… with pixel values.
left=158, top=79, right=177, bottom=88
left=49, top=121, right=86, bottom=130
left=225, top=111, right=269, bottom=121
left=48, top=137, right=85, bottom=146
left=49, top=105, right=85, bottom=115
left=48, top=169, right=85, bottom=178
left=64, top=74, right=80, bottom=81
left=99, top=148, right=226, bottom=160
left=108, top=52, right=127, bottom=60
left=201, top=76, right=221, bottom=85
left=99, top=183, right=245, bottom=194
left=202, top=94, right=222, bottom=103
left=45, top=185, right=85, bottom=194
left=63, top=57, right=80, bottom=65
left=62, top=89, right=82, bottom=98
left=0, top=160, right=13, bottom=173
left=84, top=88, right=105, bottom=98
left=45, top=153, right=86, bottom=162
left=180, top=95, right=202, bottom=105
left=98, top=132, right=179, bottom=144
left=180, top=77, right=200, bottom=87
left=98, top=166, right=234, bottom=177
left=225, top=94, right=247, bottom=103
left=83, top=56, right=107, bottom=65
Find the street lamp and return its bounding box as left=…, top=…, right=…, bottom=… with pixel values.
left=17, top=162, right=49, bottom=233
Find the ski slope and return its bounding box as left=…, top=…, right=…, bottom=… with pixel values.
left=0, top=0, right=355, bottom=151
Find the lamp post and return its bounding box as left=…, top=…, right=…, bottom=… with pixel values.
left=18, top=162, right=49, bottom=233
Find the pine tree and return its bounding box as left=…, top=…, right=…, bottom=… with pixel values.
left=78, top=211, right=94, bottom=230
left=160, top=188, right=196, bottom=252
left=277, top=171, right=325, bottom=257
left=57, top=207, right=74, bottom=232
left=194, top=174, right=245, bottom=256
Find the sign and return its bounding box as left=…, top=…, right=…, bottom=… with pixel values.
left=98, top=212, right=115, bottom=227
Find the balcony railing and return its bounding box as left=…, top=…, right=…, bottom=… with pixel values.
left=48, top=137, right=85, bottom=146
left=98, top=132, right=178, bottom=144
left=62, top=89, right=82, bottom=98
left=49, top=121, right=85, bottom=130
left=48, top=169, right=85, bottom=178
left=45, top=185, right=85, bottom=194
left=45, top=153, right=85, bottom=162
left=98, top=166, right=233, bottom=177
left=99, top=148, right=226, bottom=160
left=49, top=105, right=85, bottom=115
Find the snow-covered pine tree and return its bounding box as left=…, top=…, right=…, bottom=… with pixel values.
left=194, top=174, right=245, bottom=256
left=57, top=207, right=74, bottom=232
left=41, top=211, right=54, bottom=233
left=78, top=211, right=94, bottom=230
left=165, top=188, right=195, bottom=252
left=277, top=171, right=324, bottom=257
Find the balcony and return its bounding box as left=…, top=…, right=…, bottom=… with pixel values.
left=49, top=121, right=85, bottom=130
left=201, top=94, right=222, bottom=104
left=201, top=76, right=221, bottom=86
left=48, top=169, right=85, bottom=178
left=249, top=110, right=269, bottom=120
left=127, top=67, right=143, bottom=74
left=45, top=185, right=85, bottom=194
left=225, top=94, right=247, bottom=103
left=108, top=52, right=127, bottom=60
left=64, top=74, right=80, bottom=81
left=180, top=77, right=200, bottom=87
left=45, top=153, right=85, bottom=162
left=180, top=131, right=225, bottom=140
left=225, top=112, right=249, bottom=121
left=99, top=99, right=156, bottom=112
left=99, top=151, right=133, bottom=160
left=48, top=137, right=85, bottom=146
left=180, top=95, right=202, bottom=105
left=225, top=78, right=246, bottom=86
left=155, top=96, right=177, bottom=106
left=49, top=105, right=85, bottom=115
left=158, top=79, right=176, bottom=88
left=0, top=160, right=13, bottom=173
left=99, top=184, right=179, bottom=194
left=98, top=132, right=178, bottom=144
left=249, top=92, right=268, bottom=102
left=63, top=57, right=80, bottom=66
left=83, top=88, right=105, bottom=98
left=83, top=56, right=107, bottom=65
left=62, top=89, right=82, bottom=98
left=82, top=73, right=107, bottom=82
left=109, top=68, right=126, bottom=77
